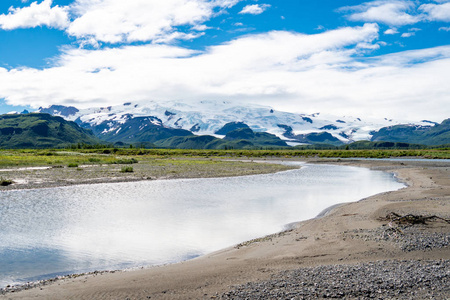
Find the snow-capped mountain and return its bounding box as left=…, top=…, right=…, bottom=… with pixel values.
left=38, top=100, right=420, bottom=145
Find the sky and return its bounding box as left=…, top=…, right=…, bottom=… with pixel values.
left=0, top=0, right=449, bottom=122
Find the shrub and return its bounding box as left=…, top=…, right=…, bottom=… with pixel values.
left=112, top=158, right=138, bottom=164
left=68, top=163, right=79, bottom=168
left=0, top=177, right=13, bottom=186
left=121, top=166, right=134, bottom=173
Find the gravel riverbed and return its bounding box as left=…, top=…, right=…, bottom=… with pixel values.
left=222, top=259, right=450, bottom=299
left=222, top=213, right=450, bottom=300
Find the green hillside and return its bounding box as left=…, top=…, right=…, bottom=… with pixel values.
left=371, top=119, right=450, bottom=145
left=154, top=128, right=288, bottom=149
left=0, top=113, right=100, bottom=148
left=215, top=122, right=250, bottom=135
left=224, top=128, right=288, bottom=147
left=155, top=135, right=220, bottom=149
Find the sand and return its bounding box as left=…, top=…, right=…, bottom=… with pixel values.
left=1, top=159, right=449, bottom=299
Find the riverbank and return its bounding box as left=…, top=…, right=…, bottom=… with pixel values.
left=1, top=159, right=449, bottom=299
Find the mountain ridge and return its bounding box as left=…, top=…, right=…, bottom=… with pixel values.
left=37, top=100, right=414, bottom=143
left=0, top=113, right=100, bottom=149
left=30, top=100, right=449, bottom=147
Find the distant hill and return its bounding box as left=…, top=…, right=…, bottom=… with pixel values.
left=0, top=113, right=100, bottom=149
left=154, top=128, right=287, bottom=149
left=224, top=128, right=288, bottom=147
left=155, top=135, right=219, bottom=149
left=39, top=105, right=79, bottom=117
left=215, top=122, right=250, bottom=135
left=371, top=119, right=450, bottom=145
left=93, top=116, right=193, bottom=144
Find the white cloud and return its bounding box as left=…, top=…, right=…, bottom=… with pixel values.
left=419, top=2, right=450, bottom=22
left=0, top=0, right=69, bottom=30
left=340, top=1, right=421, bottom=26
left=67, top=0, right=239, bottom=44
left=192, top=24, right=210, bottom=31
left=0, top=0, right=242, bottom=44
left=400, top=27, right=421, bottom=37
left=439, top=26, right=450, bottom=31
left=384, top=28, right=398, bottom=35
left=239, top=4, right=271, bottom=15
left=0, top=23, right=449, bottom=121
left=341, top=0, right=450, bottom=27
left=401, top=32, right=415, bottom=37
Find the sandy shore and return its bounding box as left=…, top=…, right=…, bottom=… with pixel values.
left=1, top=159, right=449, bottom=299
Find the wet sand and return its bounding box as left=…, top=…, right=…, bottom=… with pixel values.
left=1, top=159, right=449, bottom=299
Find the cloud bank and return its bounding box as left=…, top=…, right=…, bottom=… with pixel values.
left=0, top=0, right=449, bottom=121
left=0, top=23, right=449, bottom=121
left=0, top=0, right=242, bottom=43
left=67, top=0, right=239, bottom=44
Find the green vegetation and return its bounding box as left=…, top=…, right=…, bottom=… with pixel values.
left=120, top=166, right=134, bottom=173
left=154, top=129, right=288, bottom=149
left=111, top=158, right=138, bottom=164
left=68, top=163, right=79, bottom=168
left=224, top=128, right=288, bottom=147
left=371, top=118, right=450, bottom=145
left=0, top=149, right=137, bottom=168
left=0, top=113, right=100, bottom=149
left=343, top=141, right=429, bottom=149
left=215, top=122, right=250, bottom=135
left=0, top=147, right=448, bottom=171
left=155, top=135, right=219, bottom=149
left=29, top=148, right=450, bottom=159
left=0, top=177, right=13, bottom=186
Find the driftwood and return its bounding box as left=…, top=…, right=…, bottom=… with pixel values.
left=380, top=212, right=450, bottom=225
left=377, top=212, right=450, bottom=238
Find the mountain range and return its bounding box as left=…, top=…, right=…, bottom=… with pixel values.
left=1, top=100, right=447, bottom=149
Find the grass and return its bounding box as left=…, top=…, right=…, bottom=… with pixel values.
left=0, top=148, right=448, bottom=169
left=120, top=166, right=134, bottom=173
left=111, top=158, right=138, bottom=164
left=76, top=148, right=450, bottom=159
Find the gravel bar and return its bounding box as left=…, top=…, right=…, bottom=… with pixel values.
left=222, top=260, right=450, bottom=299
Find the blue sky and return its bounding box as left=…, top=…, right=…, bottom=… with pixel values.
left=0, top=0, right=449, bottom=121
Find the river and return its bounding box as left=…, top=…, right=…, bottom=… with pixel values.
left=0, top=162, right=404, bottom=287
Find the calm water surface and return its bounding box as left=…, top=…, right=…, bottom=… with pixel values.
left=0, top=163, right=404, bottom=287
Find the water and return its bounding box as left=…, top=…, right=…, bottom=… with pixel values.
left=0, top=163, right=404, bottom=287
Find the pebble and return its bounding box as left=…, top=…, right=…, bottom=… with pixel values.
left=346, top=222, right=450, bottom=252
left=221, top=260, right=450, bottom=299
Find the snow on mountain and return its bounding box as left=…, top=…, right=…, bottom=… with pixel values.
left=37, top=100, right=410, bottom=143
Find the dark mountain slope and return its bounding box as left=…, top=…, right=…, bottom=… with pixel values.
left=371, top=119, right=450, bottom=145
left=215, top=122, right=250, bottom=135
left=224, top=128, right=288, bottom=147
left=0, top=113, right=99, bottom=148
left=98, top=116, right=193, bottom=143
